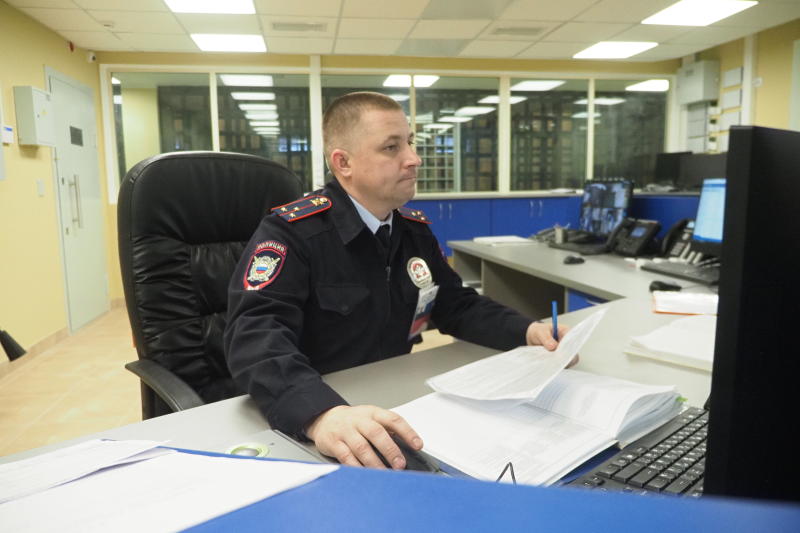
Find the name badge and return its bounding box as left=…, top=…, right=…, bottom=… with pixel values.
left=409, top=284, right=439, bottom=340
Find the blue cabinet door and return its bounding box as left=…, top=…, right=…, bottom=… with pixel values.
left=491, top=198, right=536, bottom=236
left=404, top=199, right=491, bottom=256
left=629, top=195, right=699, bottom=239
left=539, top=197, right=581, bottom=230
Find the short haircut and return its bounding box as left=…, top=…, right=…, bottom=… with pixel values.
left=322, top=91, right=403, bottom=167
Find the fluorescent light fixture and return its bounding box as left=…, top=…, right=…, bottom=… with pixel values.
left=643, top=0, right=757, bottom=26
left=574, top=97, right=626, bottom=105
left=415, top=132, right=432, bottom=140
left=231, top=91, right=275, bottom=100
left=165, top=0, right=255, bottom=14
left=439, top=116, right=473, bottom=123
left=423, top=123, right=453, bottom=131
left=250, top=121, right=279, bottom=127
left=415, top=112, right=434, bottom=124
left=478, top=95, right=527, bottom=104
left=113, top=95, right=122, bottom=105
left=192, top=34, right=266, bottom=53
left=383, top=75, right=439, bottom=88
left=454, top=106, right=495, bottom=116
left=510, top=80, right=565, bottom=91
left=388, top=94, right=410, bottom=102
left=254, top=128, right=280, bottom=133
left=625, top=79, right=670, bottom=92
left=238, top=103, right=277, bottom=111
left=574, top=41, right=657, bottom=59
left=111, top=77, right=121, bottom=85
left=219, top=74, right=273, bottom=87
left=245, top=111, right=279, bottom=120
left=572, top=112, right=602, bottom=119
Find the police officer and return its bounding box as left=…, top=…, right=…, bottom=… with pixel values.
left=225, top=91, right=568, bottom=470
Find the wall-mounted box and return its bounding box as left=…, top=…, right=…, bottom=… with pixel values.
left=13, top=86, right=55, bottom=146
left=676, top=60, right=720, bottom=105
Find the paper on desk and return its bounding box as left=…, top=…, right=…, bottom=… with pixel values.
left=0, top=447, right=338, bottom=533
left=625, top=314, right=716, bottom=371
left=426, top=308, right=607, bottom=401
left=472, top=235, right=532, bottom=245
left=653, top=291, right=718, bottom=315
left=0, top=439, right=170, bottom=504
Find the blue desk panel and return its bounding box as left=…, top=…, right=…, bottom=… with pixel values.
left=187, top=455, right=800, bottom=533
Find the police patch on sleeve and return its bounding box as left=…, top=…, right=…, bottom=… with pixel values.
left=244, top=240, right=287, bottom=291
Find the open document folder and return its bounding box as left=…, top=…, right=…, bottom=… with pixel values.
left=393, top=309, right=682, bottom=486
left=0, top=440, right=337, bottom=533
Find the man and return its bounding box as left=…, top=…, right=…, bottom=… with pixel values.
left=225, top=91, right=568, bottom=470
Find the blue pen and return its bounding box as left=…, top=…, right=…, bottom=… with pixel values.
left=551, top=300, right=559, bottom=342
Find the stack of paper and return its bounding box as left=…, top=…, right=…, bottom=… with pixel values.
left=625, top=315, right=716, bottom=371
left=472, top=235, right=532, bottom=245
left=653, top=291, right=718, bottom=315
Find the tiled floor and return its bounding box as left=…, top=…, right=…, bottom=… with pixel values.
left=0, top=307, right=453, bottom=457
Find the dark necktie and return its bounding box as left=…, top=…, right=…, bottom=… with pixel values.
left=376, top=225, right=391, bottom=261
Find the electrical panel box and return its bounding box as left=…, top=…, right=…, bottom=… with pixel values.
left=676, top=60, right=720, bottom=105
left=13, top=86, right=55, bottom=146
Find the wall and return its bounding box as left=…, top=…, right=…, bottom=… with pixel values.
left=0, top=0, right=110, bottom=352
left=121, top=88, right=160, bottom=171
left=754, top=18, right=800, bottom=129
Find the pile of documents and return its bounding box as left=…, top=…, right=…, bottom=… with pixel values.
left=625, top=315, right=717, bottom=371
left=652, top=291, right=718, bottom=315
left=394, top=309, right=682, bottom=486
left=0, top=439, right=337, bottom=532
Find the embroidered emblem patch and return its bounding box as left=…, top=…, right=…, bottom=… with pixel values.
left=407, top=257, right=433, bottom=288
left=244, top=240, right=287, bottom=291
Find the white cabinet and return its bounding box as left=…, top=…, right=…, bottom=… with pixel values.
left=13, top=86, right=55, bottom=146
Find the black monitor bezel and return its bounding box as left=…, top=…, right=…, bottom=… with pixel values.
left=577, top=179, right=632, bottom=237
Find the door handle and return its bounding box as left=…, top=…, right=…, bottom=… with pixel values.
left=69, top=174, right=83, bottom=229
left=448, top=203, right=452, bottom=220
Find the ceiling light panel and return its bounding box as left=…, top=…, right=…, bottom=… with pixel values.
left=383, top=75, right=440, bottom=88
left=166, top=0, right=255, bottom=14
left=574, top=97, right=626, bottom=105
left=573, top=41, right=657, bottom=59
left=231, top=92, right=275, bottom=100
left=454, top=106, right=495, bottom=116
left=191, top=34, right=266, bottom=52
left=625, top=79, right=670, bottom=92
left=642, top=0, right=758, bottom=27
left=239, top=103, right=277, bottom=111
left=219, top=75, right=274, bottom=87
left=510, top=80, right=565, bottom=91
left=478, top=95, right=527, bottom=104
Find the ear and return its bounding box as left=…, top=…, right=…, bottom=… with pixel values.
left=329, top=148, right=352, bottom=179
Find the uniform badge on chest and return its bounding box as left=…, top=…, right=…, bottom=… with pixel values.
left=407, top=257, right=433, bottom=288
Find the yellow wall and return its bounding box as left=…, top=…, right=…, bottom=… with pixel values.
left=121, top=88, right=160, bottom=172
left=754, top=18, right=800, bottom=129
left=0, top=0, right=111, bottom=350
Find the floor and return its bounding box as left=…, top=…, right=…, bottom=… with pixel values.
left=0, top=307, right=453, bottom=458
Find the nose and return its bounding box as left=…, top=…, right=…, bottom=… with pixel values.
left=406, top=144, right=422, bottom=167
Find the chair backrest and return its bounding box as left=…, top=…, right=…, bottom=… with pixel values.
left=118, top=151, right=303, bottom=416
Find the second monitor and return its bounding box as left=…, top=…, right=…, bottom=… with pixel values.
left=578, top=180, right=633, bottom=237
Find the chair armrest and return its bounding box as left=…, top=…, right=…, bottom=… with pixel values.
left=124, top=359, right=205, bottom=412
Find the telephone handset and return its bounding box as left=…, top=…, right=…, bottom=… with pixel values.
left=607, top=218, right=661, bottom=257
left=661, top=218, right=695, bottom=258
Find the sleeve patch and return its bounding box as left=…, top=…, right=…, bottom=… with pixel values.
left=243, top=240, right=287, bottom=290
left=398, top=206, right=431, bottom=224
left=271, top=195, right=332, bottom=222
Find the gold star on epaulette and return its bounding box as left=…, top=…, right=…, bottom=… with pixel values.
left=280, top=207, right=287, bottom=212
left=289, top=213, right=296, bottom=218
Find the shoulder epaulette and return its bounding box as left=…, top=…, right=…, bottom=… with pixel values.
left=271, top=195, right=332, bottom=222
left=398, top=206, right=431, bottom=224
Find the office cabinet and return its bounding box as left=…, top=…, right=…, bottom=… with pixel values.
left=491, top=197, right=581, bottom=237
left=13, top=86, right=55, bottom=146
left=405, top=199, right=492, bottom=256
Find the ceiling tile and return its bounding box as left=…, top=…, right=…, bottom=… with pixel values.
left=500, top=0, right=597, bottom=21
left=628, top=43, right=705, bottom=61
left=611, top=24, right=690, bottom=42
left=666, top=25, right=755, bottom=45
left=712, top=2, right=800, bottom=28
left=575, top=0, right=675, bottom=24
left=87, top=11, right=184, bottom=34
left=408, top=19, right=491, bottom=39
left=421, top=0, right=513, bottom=19
left=254, top=0, right=342, bottom=18
left=458, top=39, right=530, bottom=57
left=334, top=38, right=402, bottom=55
left=515, top=41, right=587, bottom=58
left=338, top=18, right=416, bottom=39
left=542, top=22, right=632, bottom=42
left=19, top=8, right=106, bottom=31
left=395, top=39, right=469, bottom=56
left=73, top=0, right=167, bottom=10
left=5, top=0, right=76, bottom=7
left=115, top=32, right=199, bottom=52
left=478, top=20, right=559, bottom=40
left=58, top=30, right=133, bottom=50
left=342, top=0, right=429, bottom=19
left=177, top=14, right=261, bottom=34
left=260, top=15, right=336, bottom=38
left=265, top=37, right=334, bottom=54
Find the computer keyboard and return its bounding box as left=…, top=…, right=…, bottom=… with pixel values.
left=548, top=241, right=609, bottom=255
left=568, top=407, right=707, bottom=497
left=641, top=261, right=720, bottom=285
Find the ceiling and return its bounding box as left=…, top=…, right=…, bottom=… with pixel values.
left=8, top=0, right=800, bottom=62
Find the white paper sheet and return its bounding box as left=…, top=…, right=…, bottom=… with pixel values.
left=626, top=314, right=716, bottom=371
left=472, top=235, right=532, bottom=245
left=0, top=439, right=169, bottom=504
left=0, top=450, right=338, bottom=533
left=426, top=308, right=607, bottom=401
left=653, top=291, right=718, bottom=315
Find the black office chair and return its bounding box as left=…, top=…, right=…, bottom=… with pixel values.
left=118, top=151, right=303, bottom=419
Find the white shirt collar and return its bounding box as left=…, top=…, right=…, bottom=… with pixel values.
left=349, top=195, right=393, bottom=235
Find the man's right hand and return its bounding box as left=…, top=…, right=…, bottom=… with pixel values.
left=305, top=405, right=422, bottom=469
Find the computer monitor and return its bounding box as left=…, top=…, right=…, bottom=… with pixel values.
left=654, top=151, right=691, bottom=185
left=690, top=178, right=725, bottom=258
left=678, top=153, right=726, bottom=190
left=577, top=180, right=632, bottom=237
left=705, top=125, right=800, bottom=502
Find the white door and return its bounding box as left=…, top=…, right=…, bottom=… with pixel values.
left=48, top=68, right=109, bottom=331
